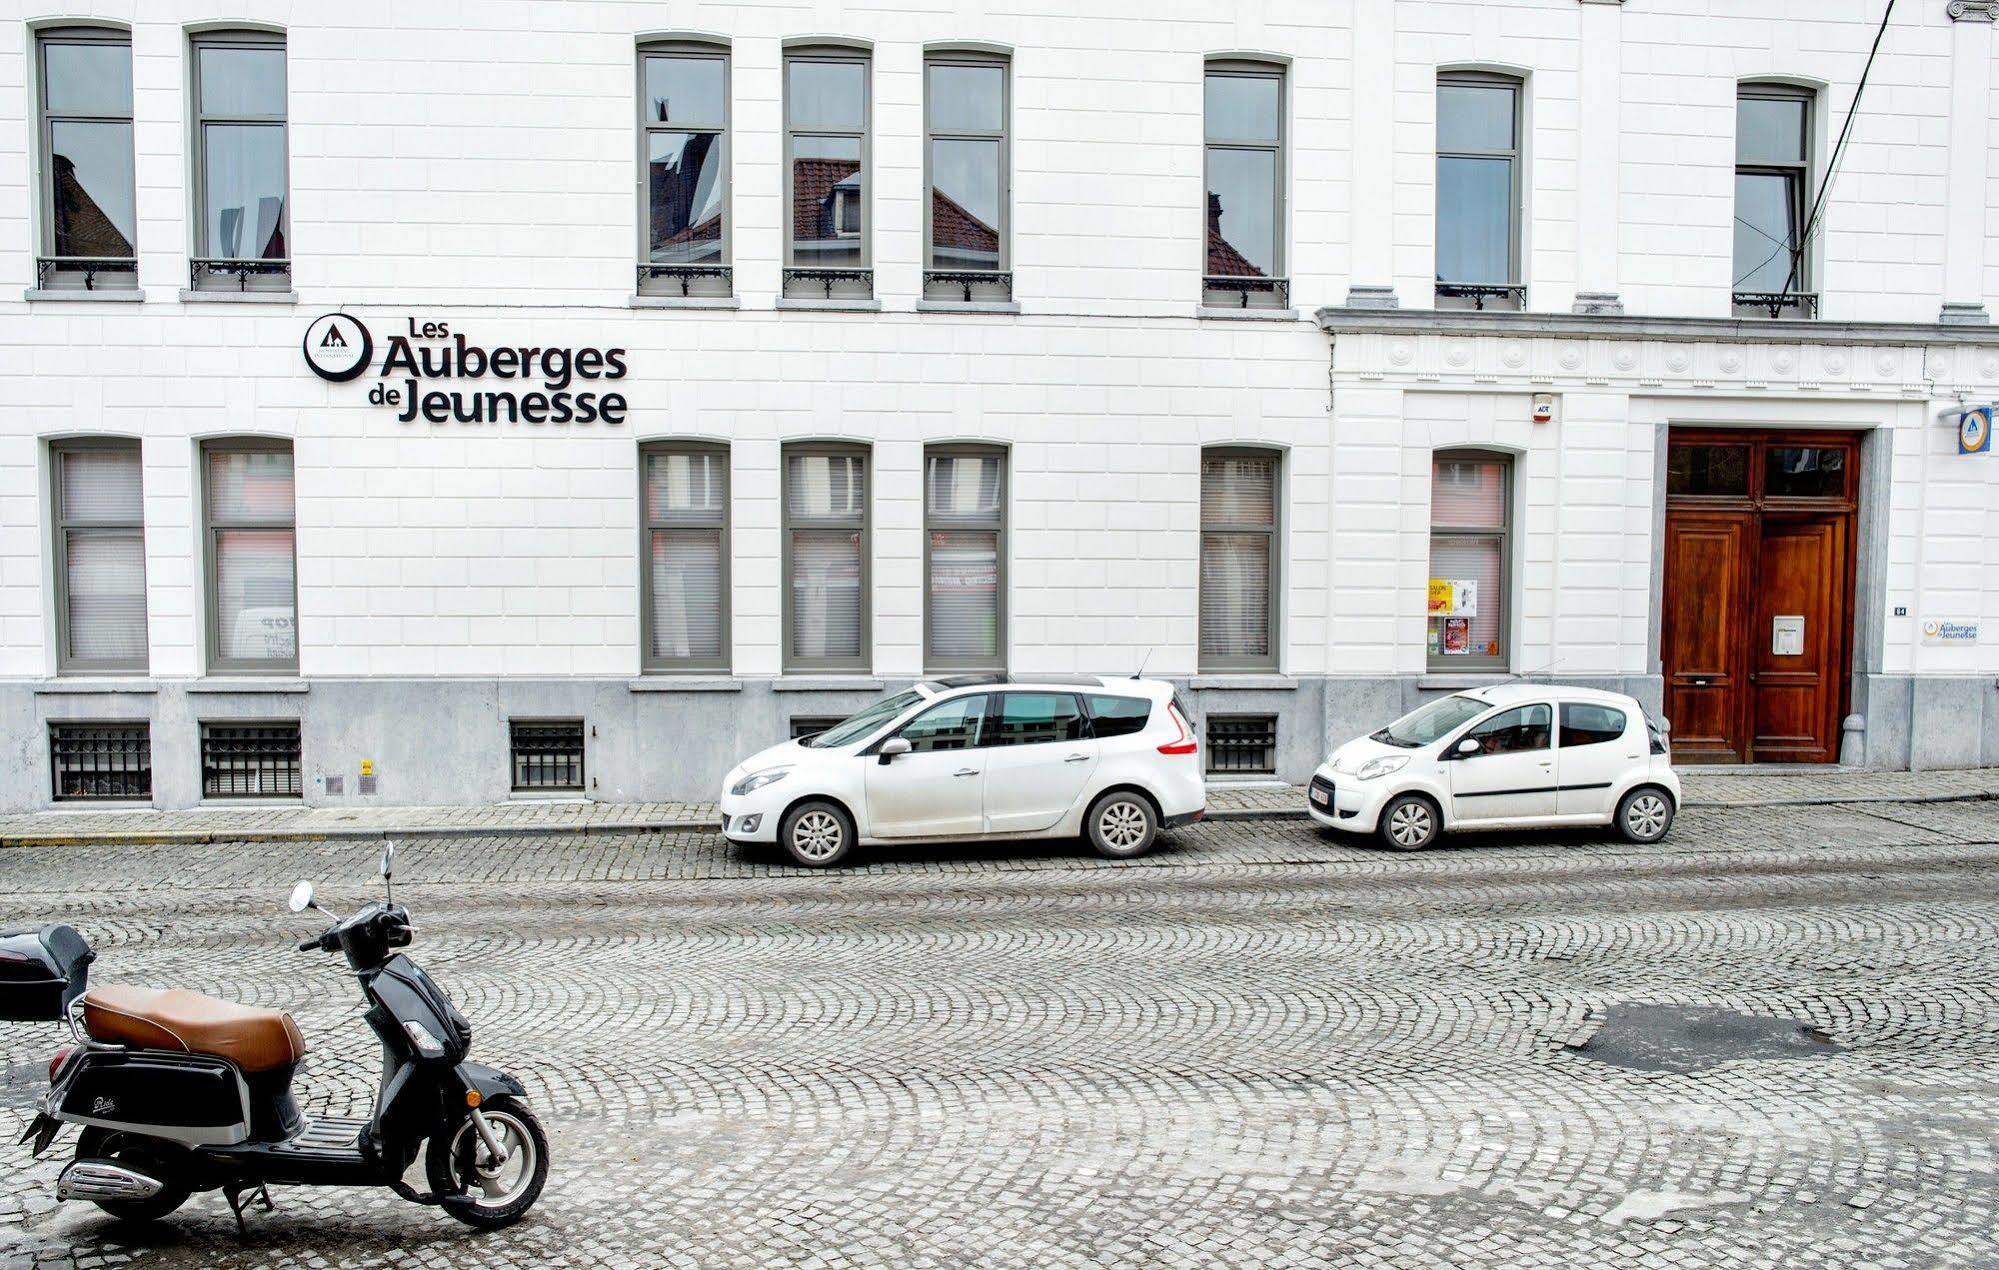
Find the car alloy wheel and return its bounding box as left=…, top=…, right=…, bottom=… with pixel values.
left=1623, top=791, right=1672, bottom=841
left=791, top=810, right=845, bottom=862
left=1381, top=796, right=1437, bottom=851
left=1098, top=800, right=1148, bottom=852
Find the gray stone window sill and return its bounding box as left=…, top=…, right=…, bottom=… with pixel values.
left=1417, top=673, right=1513, bottom=691
left=199, top=798, right=304, bottom=809
left=33, top=678, right=158, bottom=695
left=775, top=298, right=882, bottom=313
left=771, top=676, right=885, bottom=692
left=629, top=295, right=740, bottom=310
left=179, top=289, right=299, bottom=304
left=187, top=677, right=310, bottom=694
left=1195, top=307, right=1300, bottom=322
left=627, top=676, right=743, bottom=692
left=24, top=288, right=144, bottom=303
left=916, top=300, right=1022, bottom=315
left=1188, top=674, right=1299, bottom=690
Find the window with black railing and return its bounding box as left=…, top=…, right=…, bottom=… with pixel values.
left=790, top=715, right=844, bottom=741
left=510, top=719, right=585, bottom=792
left=200, top=721, right=302, bottom=798
left=1203, top=59, right=1288, bottom=310
left=189, top=31, right=291, bottom=292
left=35, top=28, right=139, bottom=293
left=1205, top=714, right=1277, bottom=776
left=50, top=722, right=152, bottom=801
left=638, top=40, right=732, bottom=299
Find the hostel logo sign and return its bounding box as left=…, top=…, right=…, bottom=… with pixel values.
left=1959, top=406, right=1992, bottom=456
left=302, top=312, right=372, bottom=382
left=300, top=313, right=629, bottom=426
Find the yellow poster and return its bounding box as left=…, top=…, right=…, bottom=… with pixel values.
left=1427, top=578, right=1452, bottom=614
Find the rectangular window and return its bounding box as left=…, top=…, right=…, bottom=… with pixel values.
left=1435, top=73, right=1522, bottom=309
left=51, top=441, right=147, bottom=672
left=784, top=46, right=872, bottom=300
left=510, top=719, right=585, bottom=792
left=1199, top=449, right=1280, bottom=671
left=50, top=722, right=151, bottom=801
left=641, top=444, right=729, bottom=671
left=1427, top=451, right=1511, bottom=671
left=190, top=31, right=289, bottom=292
left=989, top=692, right=1089, bottom=746
left=1734, top=85, right=1814, bottom=318
left=1203, top=60, right=1287, bottom=310
left=203, top=441, right=297, bottom=673
left=200, top=721, right=302, bottom=798
left=924, top=446, right=1005, bottom=672
left=924, top=51, right=1010, bottom=303
left=789, top=715, right=844, bottom=741
left=35, top=27, right=137, bottom=291
left=783, top=444, right=869, bottom=671
left=639, top=41, right=730, bottom=297
left=1206, top=714, right=1277, bottom=776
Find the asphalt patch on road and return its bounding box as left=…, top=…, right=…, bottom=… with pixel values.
left=1571, top=1004, right=1841, bottom=1073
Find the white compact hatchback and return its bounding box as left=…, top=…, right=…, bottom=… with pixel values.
left=720, top=675, right=1207, bottom=867
left=1308, top=684, right=1680, bottom=850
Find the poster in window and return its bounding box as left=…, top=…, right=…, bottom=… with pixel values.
left=1443, top=617, right=1470, bottom=654
left=1427, top=578, right=1478, bottom=617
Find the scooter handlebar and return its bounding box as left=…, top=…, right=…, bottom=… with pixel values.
left=296, top=937, right=320, bottom=952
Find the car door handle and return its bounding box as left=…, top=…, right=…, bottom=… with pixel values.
left=954, top=768, right=979, bottom=777
left=1064, top=754, right=1090, bottom=763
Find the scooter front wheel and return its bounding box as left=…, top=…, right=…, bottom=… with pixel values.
left=426, top=1096, right=549, bottom=1230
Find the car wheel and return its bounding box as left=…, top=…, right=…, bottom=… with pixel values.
left=1377, top=794, right=1440, bottom=851
left=1616, top=786, right=1675, bottom=844
left=780, top=800, right=855, bottom=868
left=1086, top=790, right=1158, bottom=860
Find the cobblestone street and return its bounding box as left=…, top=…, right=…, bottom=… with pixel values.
left=2, top=801, right=1996, bottom=1268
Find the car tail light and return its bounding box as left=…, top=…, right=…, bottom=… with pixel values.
left=1157, top=703, right=1198, bottom=756
left=49, top=1044, right=75, bottom=1083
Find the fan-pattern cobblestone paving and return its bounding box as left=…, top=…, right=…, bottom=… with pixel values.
left=1, top=802, right=1996, bottom=1268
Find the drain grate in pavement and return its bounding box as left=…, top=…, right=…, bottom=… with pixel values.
left=1570, top=1004, right=1840, bottom=1073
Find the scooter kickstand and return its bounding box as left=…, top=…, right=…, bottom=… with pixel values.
left=223, top=1181, right=275, bottom=1235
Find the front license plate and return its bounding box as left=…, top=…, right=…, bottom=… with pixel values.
left=1310, top=787, right=1330, bottom=806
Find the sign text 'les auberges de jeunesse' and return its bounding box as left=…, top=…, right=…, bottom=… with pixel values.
left=302, top=313, right=628, bottom=425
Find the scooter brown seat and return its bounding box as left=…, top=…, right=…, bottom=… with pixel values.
left=82, top=985, right=306, bottom=1074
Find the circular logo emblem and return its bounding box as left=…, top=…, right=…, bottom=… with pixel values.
left=1961, top=407, right=1991, bottom=454
left=302, top=312, right=373, bottom=382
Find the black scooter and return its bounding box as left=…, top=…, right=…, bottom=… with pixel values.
left=4, top=843, right=548, bottom=1232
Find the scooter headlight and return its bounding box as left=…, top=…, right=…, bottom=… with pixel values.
left=402, top=1020, right=446, bottom=1058
left=1355, top=755, right=1409, bottom=781
left=730, top=767, right=791, bottom=797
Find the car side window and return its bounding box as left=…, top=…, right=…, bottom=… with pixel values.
left=1085, top=694, right=1152, bottom=739
left=1464, top=703, right=1551, bottom=756
left=896, top=694, right=989, bottom=753
left=1559, top=703, right=1626, bottom=748
left=990, top=692, right=1089, bottom=747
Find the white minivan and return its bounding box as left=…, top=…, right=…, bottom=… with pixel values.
left=1308, top=684, right=1680, bottom=850
left=720, top=675, right=1207, bottom=867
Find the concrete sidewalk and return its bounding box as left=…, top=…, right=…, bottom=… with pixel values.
left=2, top=766, right=1993, bottom=847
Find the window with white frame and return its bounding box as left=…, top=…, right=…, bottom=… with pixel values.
left=51, top=440, right=147, bottom=673
left=639, top=40, right=730, bottom=297
left=203, top=441, right=296, bottom=672
left=924, top=49, right=1010, bottom=303
left=783, top=444, right=869, bottom=670
left=925, top=446, right=1006, bottom=671
left=784, top=45, right=872, bottom=301
left=1199, top=449, right=1280, bottom=671
left=35, top=26, right=137, bottom=291
left=1203, top=59, right=1287, bottom=310
left=1435, top=72, right=1523, bottom=310
left=1733, top=83, right=1815, bottom=318
left=190, top=29, right=289, bottom=292
left=642, top=443, right=729, bottom=671
left=1427, top=450, right=1511, bottom=671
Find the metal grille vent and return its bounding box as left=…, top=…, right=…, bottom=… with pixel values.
left=201, top=722, right=303, bottom=799
left=511, top=720, right=585, bottom=791
left=790, top=716, right=844, bottom=741
left=1206, top=715, right=1278, bottom=775
left=50, top=723, right=152, bottom=801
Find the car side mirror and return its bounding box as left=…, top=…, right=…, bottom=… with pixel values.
left=288, top=880, right=316, bottom=913
left=1454, top=738, right=1481, bottom=758
left=878, top=736, right=912, bottom=765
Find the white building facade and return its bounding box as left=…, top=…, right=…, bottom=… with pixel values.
left=2, top=0, right=1995, bottom=812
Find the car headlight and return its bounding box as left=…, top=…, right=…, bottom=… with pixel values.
left=1355, top=755, right=1409, bottom=781
left=730, top=768, right=791, bottom=797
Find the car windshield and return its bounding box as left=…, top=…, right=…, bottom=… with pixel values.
left=801, top=691, right=925, bottom=748
left=1370, top=694, right=1492, bottom=748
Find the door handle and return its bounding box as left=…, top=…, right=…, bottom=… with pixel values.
left=1064, top=754, right=1090, bottom=763
left=954, top=769, right=979, bottom=777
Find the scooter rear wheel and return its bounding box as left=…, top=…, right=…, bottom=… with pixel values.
left=74, top=1128, right=192, bottom=1224
left=425, top=1096, right=549, bottom=1230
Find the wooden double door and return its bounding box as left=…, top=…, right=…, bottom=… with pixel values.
left=1660, top=429, right=1860, bottom=764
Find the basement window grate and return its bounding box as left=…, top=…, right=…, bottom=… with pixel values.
left=50, top=723, right=152, bottom=801
left=1206, top=714, right=1278, bottom=776
left=511, top=719, right=585, bottom=791
left=201, top=722, right=303, bottom=799
left=790, top=716, right=845, bottom=741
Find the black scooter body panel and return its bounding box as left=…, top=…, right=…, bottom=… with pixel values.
left=55, top=1050, right=248, bottom=1144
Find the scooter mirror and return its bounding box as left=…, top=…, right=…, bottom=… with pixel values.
left=288, top=880, right=316, bottom=913
left=379, top=841, right=396, bottom=880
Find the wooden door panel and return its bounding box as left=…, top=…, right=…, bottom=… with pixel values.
left=1661, top=514, right=1751, bottom=762
left=1750, top=518, right=1845, bottom=763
